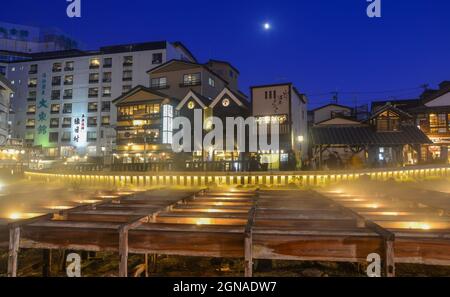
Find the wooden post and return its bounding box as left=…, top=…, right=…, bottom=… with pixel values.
left=42, top=249, right=52, bottom=277
left=119, top=228, right=129, bottom=277
left=7, top=227, right=20, bottom=277
left=385, top=238, right=395, bottom=277
left=144, top=254, right=149, bottom=277
left=244, top=233, right=253, bottom=277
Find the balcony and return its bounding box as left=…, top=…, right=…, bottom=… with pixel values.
left=88, top=108, right=98, bottom=113
left=64, top=81, right=73, bottom=86
left=51, top=95, right=60, bottom=100
left=50, top=124, right=59, bottom=128
left=63, top=95, right=72, bottom=100
left=103, top=63, right=112, bottom=68
left=89, top=64, right=100, bottom=70
left=179, top=80, right=201, bottom=87
left=64, top=67, right=74, bottom=71
left=27, top=97, right=36, bottom=102
left=28, top=70, right=37, bottom=75
left=62, top=124, right=71, bottom=128
left=122, top=77, right=132, bottom=82
left=51, top=110, right=60, bottom=114
left=63, top=109, right=72, bottom=114
left=26, top=111, right=36, bottom=115
left=52, top=67, right=62, bottom=73
left=88, top=93, right=99, bottom=98
left=87, top=137, right=97, bottom=142
left=89, top=79, right=99, bottom=84
left=103, top=78, right=112, bottom=83
left=117, top=113, right=161, bottom=121
left=52, top=81, right=61, bottom=86
left=26, top=125, right=35, bottom=129
left=117, top=137, right=161, bottom=145
left=28, top=83, right=37, bottom=88
left=61, top=138, right=71, bottom=142
left=123, top=62, right=133, bottom=67
left=150, top=84, right=169, bottom=90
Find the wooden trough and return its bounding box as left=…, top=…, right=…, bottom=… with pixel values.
left=1, top=188, right=449, bottom=277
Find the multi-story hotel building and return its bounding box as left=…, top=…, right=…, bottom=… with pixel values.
left=3, top=41, right=195, bottom=157
left=0, top=74, right=13, bottom=145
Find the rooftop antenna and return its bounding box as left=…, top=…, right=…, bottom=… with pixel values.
left=331, top=91, right=338, bottom=104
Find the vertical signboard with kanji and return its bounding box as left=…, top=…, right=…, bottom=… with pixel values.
left=35, top=73, right=50, bottom=146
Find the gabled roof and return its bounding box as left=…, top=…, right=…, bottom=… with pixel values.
left=176, top=89, right=211, bottom=110
left=206, top=59, right=240, bottom=74
left=0, top=74, right=14, bottom=91
left=371, top=99, right=421, bottom=112
left=210, top=87, right=250, bottom=109
left=315, top=116, right=361, bottom=126
left=172, top=41, right=197, bottom=63
left=310, top=103, right=353, bottom=113
left=310, top=124, right=432, bottom=146
left=112, top=85, right=177, bottom=106
left=369, top=103, right=413, bottom=120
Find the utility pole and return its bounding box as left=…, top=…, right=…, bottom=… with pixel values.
left=331, top=91, right=339, bottom=104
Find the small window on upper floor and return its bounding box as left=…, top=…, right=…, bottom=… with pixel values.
left=152, top=53, right=162, bottom=64
left=123, top=56, right=133, bottom=67
left=90, top=58, right=100, bottom=69
left=208, top=77, right=215, bottom=87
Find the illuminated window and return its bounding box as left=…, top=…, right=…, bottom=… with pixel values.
left=89, top=58, right=100, bottom=69
left=64, top=75, right=73, bottom=85
left=51, top=104, right=61, bottom=114
left=222, top=98, right=230, bottom=107
left=27, top=105, right=36, bottom=114
left=188, top=101, right=195, bottom=109
left=26, top=118, right=35, bottom=128
left=50, top=118, right=59, bottom=128
left=183, top=73, right=201, bottom=86
left=376, top=111, right=400, bottom=132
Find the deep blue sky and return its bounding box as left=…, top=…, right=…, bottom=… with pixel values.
left=3, top=0, right=450, bottom=108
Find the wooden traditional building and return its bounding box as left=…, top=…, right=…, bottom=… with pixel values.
left=310, top=104, right=432, bottom=169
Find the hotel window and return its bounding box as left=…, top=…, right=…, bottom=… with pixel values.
left=429, top=113, right=447, bottom=133
left=152, top=53, right=162, bottom=64
left=146, top=103, right=160, bottom=114
left=62, top=103, right=72, bottom=114
left=28, top=90, right=37, bottom=101
left=62, top=117, right=72, bottom=128
left=64, top=75, right=74, bottom=85
left=88, top=87, right=99, bottom=98
left=51, top=104, right=61, bottom=114
left=49, top=132, right=59, bottom=143
left=52, top=76, right=61, bottom=86
left=103, top=57, right=112, bottom=68
left=63, top=89, right=73, bottom=99
left=123, top=56, right=133, bottom=67
left=27, top=105, right=36, bottom=115
left=51, top=90, right=61, bottom=100
left=162, top=104, right=173, bottom=144
left=102, top=86, right=111, bottom=97
left=123, top=70, right=132, bottom=81
left=87, top=131, right=97, bottom=141
left=122, top=85, right=132, bottom=94
left=103, top=72, right=112, bottom=83
left=25, top=131, right=34, bottom=140
left=89, top=73, right=99, bottom=83
left=88, top=116, right=97, bottom=127
left=88, top=102, right=98, bottom=112
left=90, top=58, right=100, bottom=69
left=208, top=77, right=215, bottom=87
left=50, top=118, right=60, bottom=128
left=29, top=64, right=38, bottom=74
left=183, top=73, right=201, bottom=86
left=52, top=62, right=62, bottom=72
left=26, top=118, right=35, bottom=128
left=101, top=116, right=110, bottom=126
left=28, top=78, right=37, bottom=88
left=101, top=101, right=111, bottom=112
left=151, top=77, right=167, bottom=89
left=64, top=61, right=74, bottom=71
left=61, top=131, right=71, bottom=142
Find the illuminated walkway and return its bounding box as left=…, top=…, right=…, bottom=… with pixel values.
left=24, top=165, right=450, bottom=188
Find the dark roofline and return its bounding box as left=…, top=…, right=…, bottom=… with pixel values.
left=4, top=41, right=170, bottom=63
left=206, top=59, right=240, bottom=74
left=112, top=85, right=176, bottom=105
left=172, top=41, right=197, bottom=63
left=250, top=82, right=292, bottom=89
left=369, top=103, right=413, bottom=120
left=147, top=59, right=230, bottom=85
left=314, top=116, right=361, bottom=125
left=310, top=103, right=353, bottom=112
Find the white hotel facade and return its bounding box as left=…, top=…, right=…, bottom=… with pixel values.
left=4, top=41, right=195, bottom=157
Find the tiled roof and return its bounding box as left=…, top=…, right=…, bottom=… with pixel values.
left=310, top=124, right=432, bottom=146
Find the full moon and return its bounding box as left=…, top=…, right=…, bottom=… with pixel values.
left=263, top=23, right=271, bottom=30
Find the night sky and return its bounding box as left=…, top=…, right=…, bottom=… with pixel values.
left=3, top=0, right=450, bottom=108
